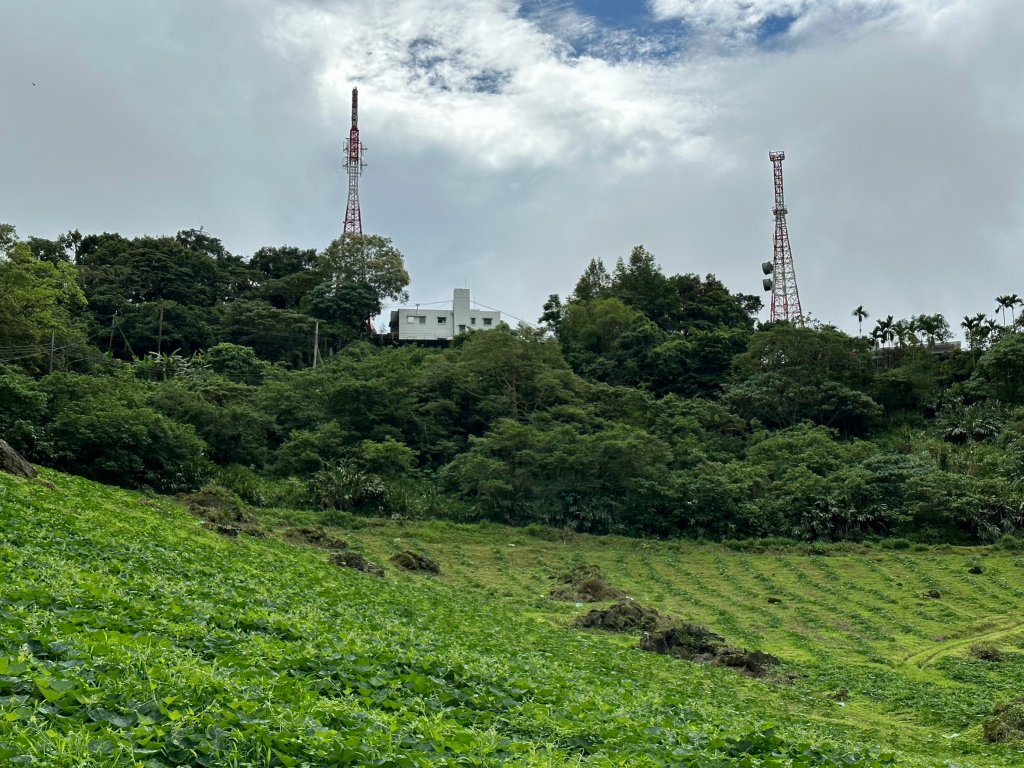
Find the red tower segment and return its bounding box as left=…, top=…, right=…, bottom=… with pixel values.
left=343, top=87, right=365, bottom=235
left=767, top=150, right=804, bottom=325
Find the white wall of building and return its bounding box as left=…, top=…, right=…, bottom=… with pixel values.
left=390, top=289, right=501, bottom=342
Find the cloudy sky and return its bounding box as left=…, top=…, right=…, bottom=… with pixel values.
left=2, top=0, right=1022, bottom=337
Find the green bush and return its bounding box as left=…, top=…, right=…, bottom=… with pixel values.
left=309, top=463, right=387, bottom=514
left=43, top=403, right=208, bottom=492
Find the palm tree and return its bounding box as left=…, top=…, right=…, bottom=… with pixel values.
left=1010, top=294, right=1022, bottom=325
left=852, top=305, right=869, bottom=337
left=984, top=317, right=1000, bottom=343
left=996, top=295, right=1014, bottom=326
left=907, top=316, right=922, bottom=346
left=873, top=315, right=895, bottom=348
left=892, top=319, right=911, bottom=348
left=961, top=313, right=986, bottom=353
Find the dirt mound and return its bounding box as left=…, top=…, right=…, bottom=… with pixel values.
left=574, top=600, right=664, bottom=633
left=984, top=699, right=1024, bottom=742
left=286, top=527, right=349, bottom=550
left=186, top=487, right=263, bottom=537
left=550, top=563, right=625, bottom=603
left=639, top=622, right=725, bottom=656
left=638, top=622, right=779, bottom=678
left=329, top=550, right=384, bottom=577
left=970, top=644, right=1005, bottom=662
left=711, top=648, right=781, bottom=677
left=391, top=550, right=440, bottom=574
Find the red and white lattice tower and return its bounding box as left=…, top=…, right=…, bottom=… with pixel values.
left=343, top=87, right=366, bottom=236
left=766, top=151, right=804, bottom=324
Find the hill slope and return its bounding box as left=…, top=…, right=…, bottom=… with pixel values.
left=1, top=470, right=1021, bottom=766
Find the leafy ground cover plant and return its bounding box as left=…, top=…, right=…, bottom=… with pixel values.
left=0, top=469, right=1020, bottom=765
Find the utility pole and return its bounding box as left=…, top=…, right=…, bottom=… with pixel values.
left=108, top=311, right=118, bottom=352
left=157, top=305, right=164, bottom=356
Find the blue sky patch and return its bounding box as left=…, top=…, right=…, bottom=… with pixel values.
left=518, top=0, right=689, bottom=62
left=756, top=13, right=799, bottom=46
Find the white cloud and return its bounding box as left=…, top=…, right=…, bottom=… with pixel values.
left=268, top=1, right=716, bottom=170
left=0, top=0, right=1020, bottom=338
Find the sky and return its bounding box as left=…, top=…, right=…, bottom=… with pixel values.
left=1, top=0, right=1022, bottom=338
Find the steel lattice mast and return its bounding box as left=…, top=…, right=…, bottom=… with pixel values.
left=343, top=87, right=365, bottom=236
left=766, top=151, right=803, bottom=324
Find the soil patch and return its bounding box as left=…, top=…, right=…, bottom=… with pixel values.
left=330, top=550, right=385, bottom=577
left=638, top=622, right=779, bottom=678
left=574, top=600, right=665, bottom=633
left=984, top=699, right=1024, bottom=743
left=550, top=563, right=625, bottom=603
left=572, top=595, right=780, bottom=679
left=285, top=527, right=349, bottom=550
left=391, top=550, right=440, bottom=574
left=185, top=487, right=263, bottom=538
left=970, top=644, right=1005, bottom=662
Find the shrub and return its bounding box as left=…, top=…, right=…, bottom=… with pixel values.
left=43, top=403, right=208, bottom=492
left=309, top=463, right=387, bottom=514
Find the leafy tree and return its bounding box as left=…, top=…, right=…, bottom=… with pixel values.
left=0, top=236, right=87, bottom=357
left=113, top=301, right=217, bottom=358
left=723, top=324, right=881, bottom=434
left=912, top=313, right=951, bottom=348
left=300, top=280, right=380, bottom=332
left=199, top=343, right=271, bottom=381
left=149, top=377, right=277, bottom=467
left=443, top=415, right=672, bottom=532
left=0, top=223, right=16, bottom=257
left=609, top=246, right=676, bottom=328
left=872, top=351, right=944, bottom=416
left=34, top=374, right=208, bottom=492
left=249, top=245, right=320, bottom=310
left=217, top=300, right=317, bottom=365
left=573, top=258, right=612, bottom=302
left=973, top=331, right=1024, bottom=404
left=0, top=365, right=48, bottom=452
left=319, top=234, right=410, bottom=327
left=646, top=327, right=751, bottom=397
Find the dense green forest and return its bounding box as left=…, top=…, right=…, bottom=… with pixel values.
left=4, top=221, right=1024, bottom=544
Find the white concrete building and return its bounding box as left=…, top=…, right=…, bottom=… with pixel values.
left=389, top=289, right=501, bottom=343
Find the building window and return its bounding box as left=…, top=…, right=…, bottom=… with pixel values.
left=419, top=316, right=426, bottom=324
left=470, top=317, right=476, bottom=325
left=482, top=318, right=493, bottom=326
left=459, top=325, right=466, bottom=332
left=437, top=317, right=447, bottom=324
left=407, top=316, right=417, bottom=324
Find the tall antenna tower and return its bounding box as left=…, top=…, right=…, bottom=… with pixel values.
left=343, top=87, right=366, bottom=236
left=760, top=151, right=804, bottom=324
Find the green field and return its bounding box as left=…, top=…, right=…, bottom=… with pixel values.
left=2, top=469, right=1024, bottom=766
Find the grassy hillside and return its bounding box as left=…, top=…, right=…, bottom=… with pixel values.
left=1, top=471, right=1023, bottom=766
